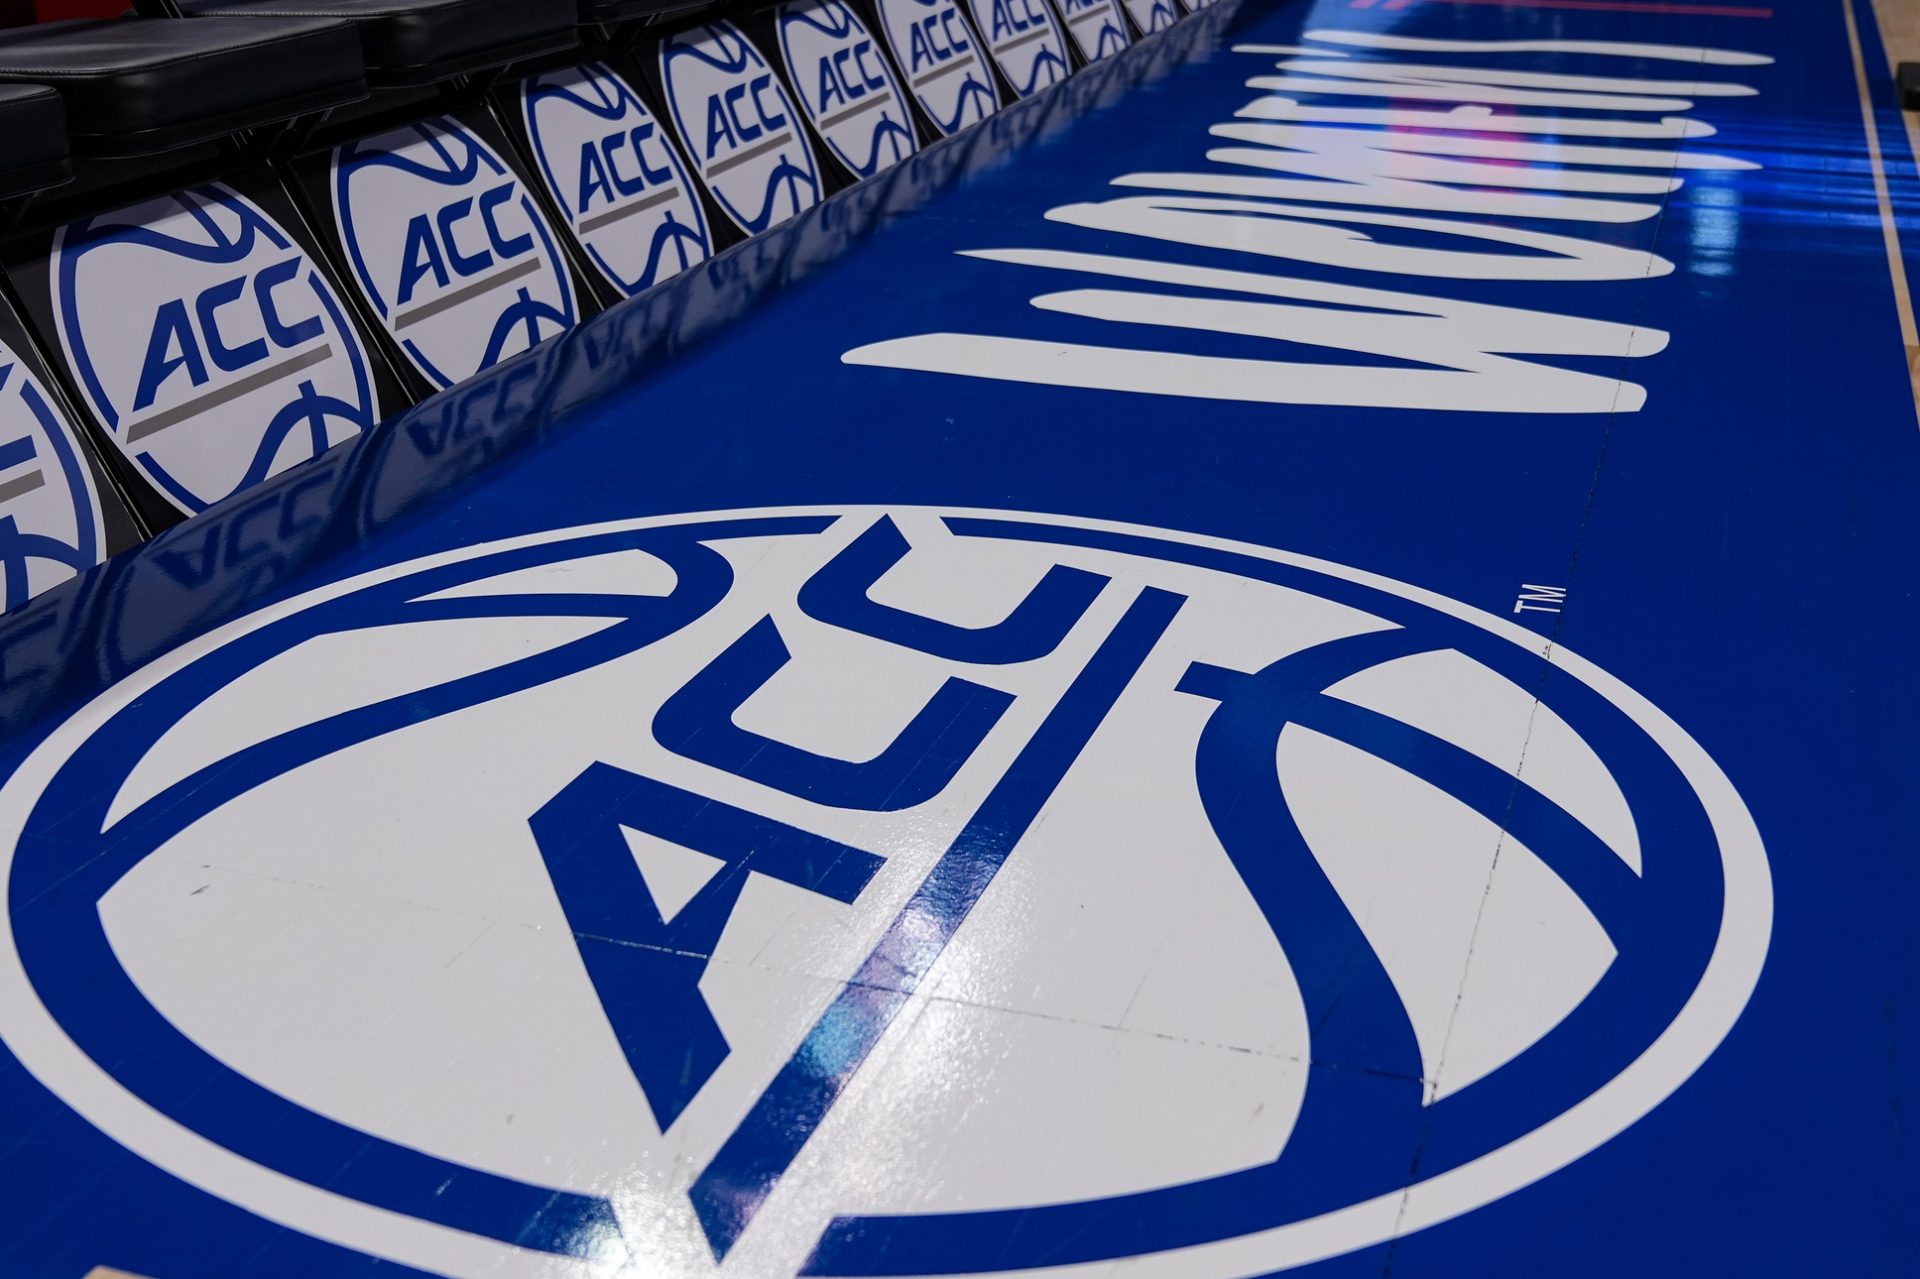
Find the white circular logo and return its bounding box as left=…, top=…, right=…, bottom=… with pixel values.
left=1054, top=0, right=1130, bottom=62
left=333, top=117, right=578, bottom=390
left=1119, top=0, right=1177, bottom=37
left=0, top=508, right=1770, bottom=1279
left=0, top=338, right=104, bottom=609
left=522, top=62, right=713, bottom=299
left=777, top=0, right=921, bottom=178
left=53, top=184, right=378, bottom=515
left=662, top=22, right=823, bottom=236
left=874, top=0, right=1001, bottom=136
left=962, top=0, right=1071, bottom=96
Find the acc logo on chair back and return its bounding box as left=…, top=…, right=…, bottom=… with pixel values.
left=1120, top=0, right=1177, bottom=36
left=332, top=117, right=578, bottom=389
left=0, top=340, right=104, bottom=610
left=662, top=22, right=822, bottom=236
left=522, top=62, right=713, bottom=299
left=0, top=508, right=1771, bottom=1279
left=875, top=0, right=1000, bottom=136
left=963, top=0, right=1071, bottom=96
left=777, top=0, right=920, bottom=179
left=53, top=184, right=378, bottom=514
left=1055, top=0, right=1130, bottom=63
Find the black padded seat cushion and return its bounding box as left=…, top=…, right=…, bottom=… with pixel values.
left=0, top=17, right=366, bottom=153
left=0, top=84, right=71, bottom=199
left=177, top=0, right=578, bottom=85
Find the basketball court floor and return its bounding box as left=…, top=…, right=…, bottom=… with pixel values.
left=0, top=0, right=1915, bottom=1275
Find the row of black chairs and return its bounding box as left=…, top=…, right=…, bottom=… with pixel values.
left=0, top=0, right=1208, bottom=617
left=0, top=2, right=593, bottom=172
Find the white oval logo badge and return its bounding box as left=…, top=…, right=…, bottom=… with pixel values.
left=521, top=62, right=712, bottom=299
left=963, top=0, right=1071, bottom=96
left=777, top=0, right=920, bottom=178
left=875, top=0, right=1001, bottom=136
left=1055, top=0, right=1130, bottom=62
left=0, top=339, right=104, bottom=609
left=53, top=184, right=378, bottom=515
left=332, top=117, right=579, bottom=390
left=661, top=22, right=823, bottom=236
left=1119, top=0, right=1177, bottom=36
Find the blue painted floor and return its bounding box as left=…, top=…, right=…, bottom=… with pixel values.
left=0, top=0, right=1916, bottom=1275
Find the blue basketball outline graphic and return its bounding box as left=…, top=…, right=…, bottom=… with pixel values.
left=0, top=507, right=1771, bottom=1279
left=875, top=0, right=1001, bottom=137
left=0, top=354, right=104, bottom=612
left=1052, top=0, right=1130, bottom=62
left=776, top=0, right=920, bottom=179
left=964, top=0, right=1071, bottom=97
left=52, top=183, right=379, bottom=516
left=332, top=117, right=579, bottom=390
left=661, top=22, right=823, bottom=236
left=521, top=62, right=713, bottom=299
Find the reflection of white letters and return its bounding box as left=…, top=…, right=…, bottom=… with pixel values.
left=844, top=250, right=1665, bottom=413
left=1233, top=98, right=1720, bottom=140
left=1116, top=166, right=1659, bottom=224
left=1238, top=71, right=1692, bottom=113
left=1046, top=196, right=1671, bottom=280
left=842, top=29, right=1768, bottom=413
left=1254, top=57, right=1757, bottom=104
left=1212, top=121, right=1757, bottom=175
left=1296, top=30, right=1774, bottom=67
left=1205, top=125, right=1682, bottom=196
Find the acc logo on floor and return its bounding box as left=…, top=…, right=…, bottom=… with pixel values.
left=0, top=507, right=1771, bottom=1278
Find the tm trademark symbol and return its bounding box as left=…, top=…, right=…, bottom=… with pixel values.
left=1513, top=584, right=1567, bottom=616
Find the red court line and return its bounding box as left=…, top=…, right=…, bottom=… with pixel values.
left=1361, top=0, right=1774, bottom=17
